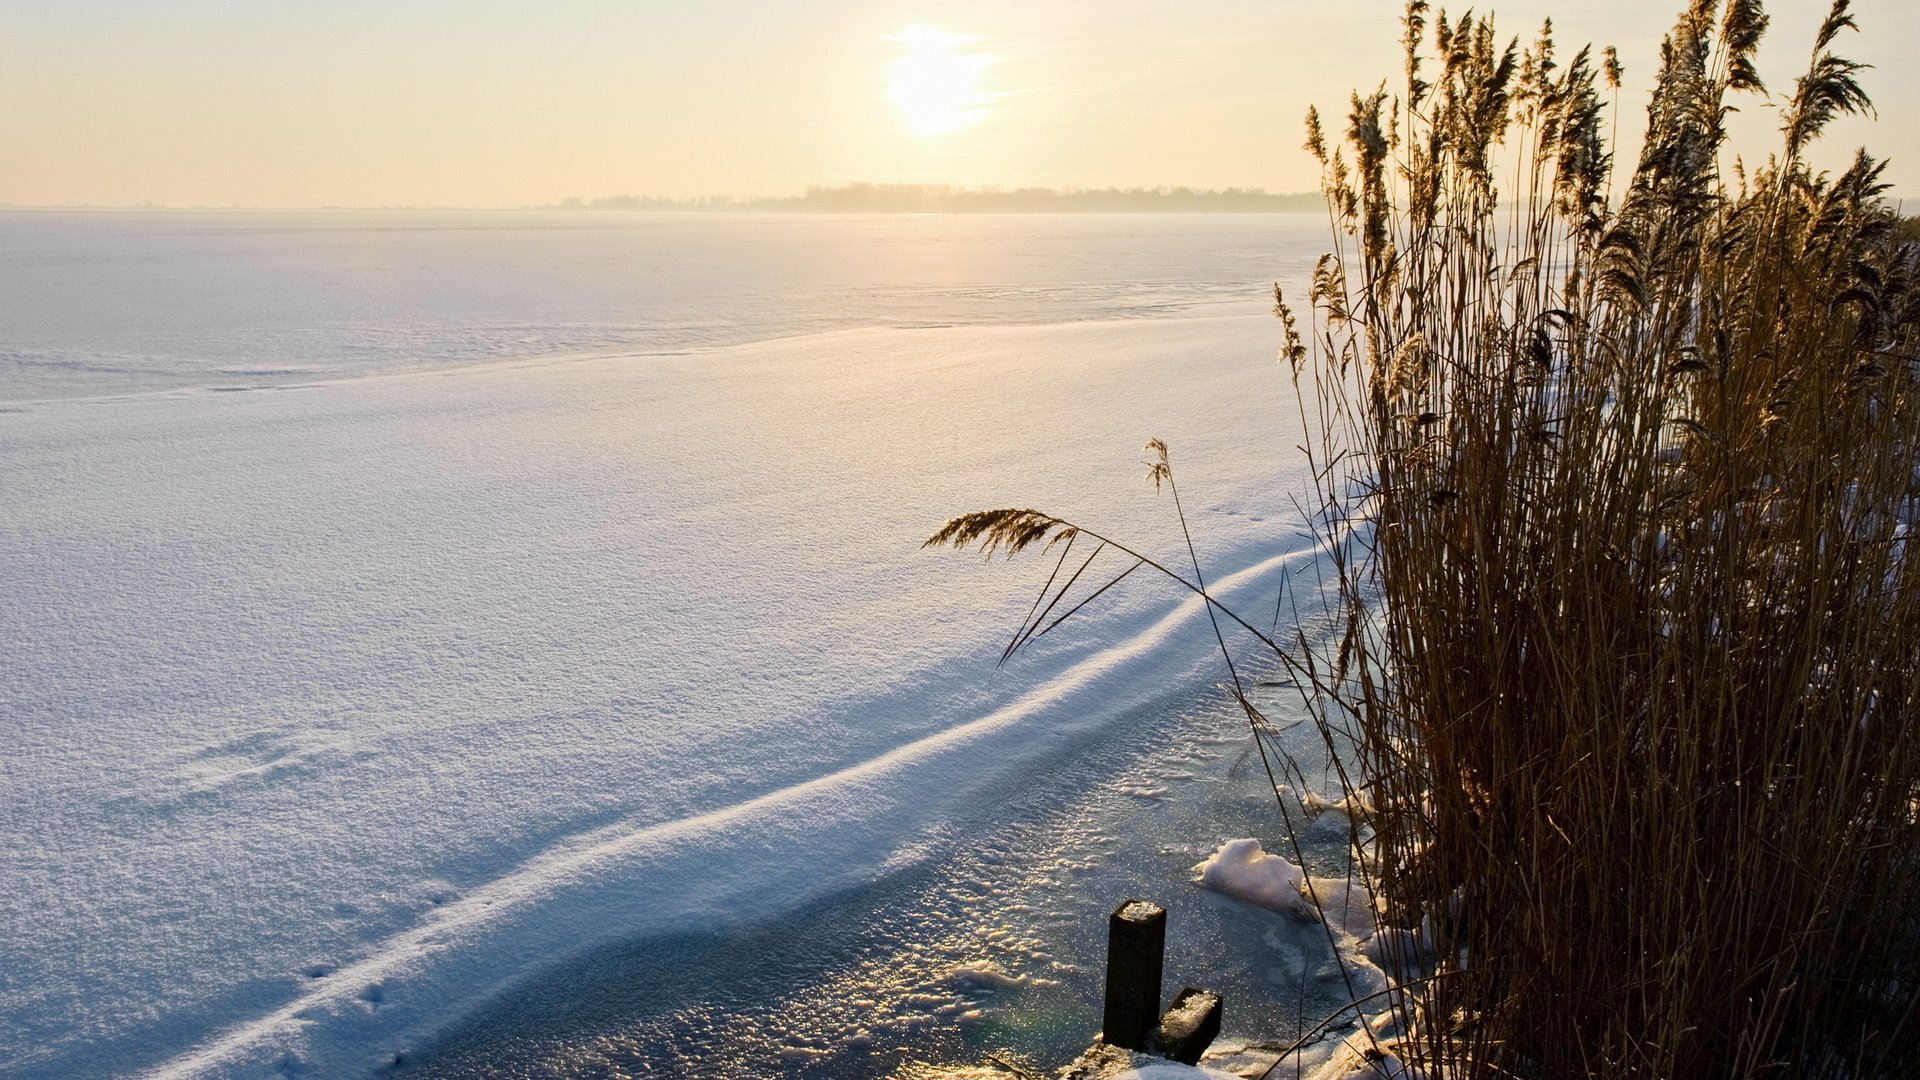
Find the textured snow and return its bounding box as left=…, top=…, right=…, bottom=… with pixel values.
left=0, top=213, right=1333, bottom=1078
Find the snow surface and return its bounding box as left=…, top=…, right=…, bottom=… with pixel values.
left=1113, top=1063, right=1243, bottom=1080
left=0, top=213, right=1336, bottom=1079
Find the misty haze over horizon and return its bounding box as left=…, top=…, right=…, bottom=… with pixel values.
left=0, top=183, right=1329, bottom=213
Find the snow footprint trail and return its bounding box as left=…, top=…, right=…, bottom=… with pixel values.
left=146, top=544, right=1324, bottom=1079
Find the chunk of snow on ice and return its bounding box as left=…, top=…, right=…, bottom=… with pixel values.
left=1276, top=783, right=1373, bottom=822
left=1192, top=838, right=1313, bottom=917
left=1302, top=873, right=1377, bottom=940
left=1191, top=839, right=1377, bottom=940
left=1303, top=789, right=1372, bottom=822
left=1304, top=1044, right=1429, bottom=1080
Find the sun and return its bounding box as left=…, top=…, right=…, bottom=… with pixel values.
left=886, top=26, right=992, bottom=137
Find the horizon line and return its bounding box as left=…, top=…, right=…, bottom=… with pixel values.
left=0, top=183, right=1328, bottom=214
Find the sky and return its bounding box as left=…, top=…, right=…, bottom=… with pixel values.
left=1, top=0, right=1914, bottom=207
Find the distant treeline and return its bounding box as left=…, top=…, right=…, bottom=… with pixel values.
left=544, top=184, right=1323, bottom=213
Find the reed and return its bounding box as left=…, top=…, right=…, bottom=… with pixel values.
left=931, top=0, right=1920, bottom=1073
left=1280, top=0, right=1920, bottom=1073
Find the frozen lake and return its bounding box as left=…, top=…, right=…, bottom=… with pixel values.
left=0, top=212, right=1358, bottom=1078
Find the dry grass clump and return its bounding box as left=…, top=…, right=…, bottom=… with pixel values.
left=1282, top=0, right=1920, bottom=1073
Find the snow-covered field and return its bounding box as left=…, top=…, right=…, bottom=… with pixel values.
left=0, top=212, right=1336, bottom=1078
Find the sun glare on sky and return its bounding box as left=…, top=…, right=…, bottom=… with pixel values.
left=886, top=26, right=994, bottom=138
left=2, top=2, right=1915, bottom=206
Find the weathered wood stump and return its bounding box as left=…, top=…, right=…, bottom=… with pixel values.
left=1151, top=987, right=1223, bottom=1065
left=1100, top=899, right=1166, bottom=1051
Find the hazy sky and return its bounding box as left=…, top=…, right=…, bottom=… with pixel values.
left=2, top=0, right=1914, bottom=207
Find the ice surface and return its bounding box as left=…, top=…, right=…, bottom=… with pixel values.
left=0, top=211, right=1313, bottom=404
left=0, top=214, right=1340, bottom=1079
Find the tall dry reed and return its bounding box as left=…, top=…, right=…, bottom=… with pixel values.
left=1282, top=0, right=1920, bottom=1073
left=930, top=1, right=1920, bottom=1074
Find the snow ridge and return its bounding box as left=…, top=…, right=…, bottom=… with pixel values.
left=147, top=545, right=1317, bottom=1079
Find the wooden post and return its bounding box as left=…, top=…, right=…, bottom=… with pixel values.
left=1101, top=898, right=1165, bottom=1051
left=1153, top=987, right=1223, bottom=1065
